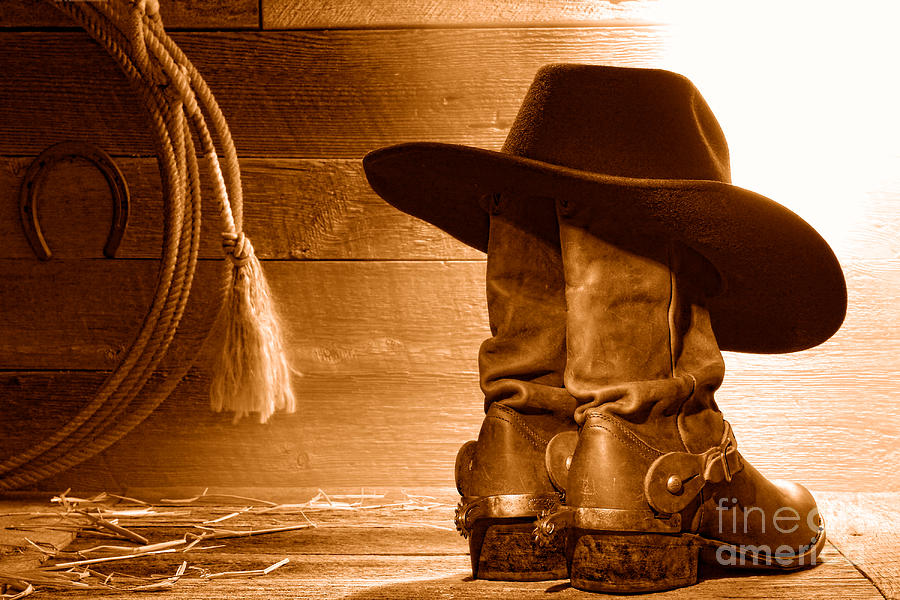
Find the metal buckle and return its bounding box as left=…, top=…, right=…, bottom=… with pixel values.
left=702, top=422, right=739, bottom=484
left=704, top=447, right=732, bottom=483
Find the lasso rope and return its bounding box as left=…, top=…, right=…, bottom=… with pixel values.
left=0, top=0, right=295, bottom=490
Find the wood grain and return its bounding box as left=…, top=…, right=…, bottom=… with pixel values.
left=9, top=555, right=875, bottom=600
left=0, top=495, right=888, bottom=600
left=2, top=328, right=899, bottom=495
left=1, top=258, right=896, bottom=371
left=0, top=370, right=485, bottom=492
left=819, top=493, right=900, bottom=600
left=0, top=501, right=76, bottom=574
left=261, top=0, right=662, bottom=29
left=0, top=28, right=668, bottom=156
left=0, top=157, right=482, bottom=261
left=0, top=258, right=225, bottom=370
left=1, top=156, right=895, bottom=262
left=0, top=259, right=489, bottom=370
left=17, top=550, right=871, bottom=599
left=0, top=0, right=259, bottom=29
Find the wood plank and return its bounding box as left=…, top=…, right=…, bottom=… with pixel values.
left=0, top=0, right=259, bottom=30
left=3, top=551, right=876, bottom=600
left=0, top=258, right=224, bottom=370
left=0, top=28, right=669, bottom=157
left=0, top=494, right=884, bottom=599
left=300, top=546, right=880, bottom=600
left=261, top=0, right=662, bottom=29
left=0, top=495, right=886, bottom=600
left=0, top=550, right=881, bottom=599
left=16, top=548, right=871, bottom=595
left=0, top=370, right=485, bottom=492
left=2, top=27, right=896, bottom=260
left=1, top=156, right=895, bottom=262
left=2, top=259, right=896, bottom=374
left=3, top=345, right=899, bottom=495
left=69, top=524, right=467, bottom=557
left=0, top=157, right=482, bottom=261
left=0, top=260, right=489, bottom=370
left=819, top=492, right=900, bottom=600
left=0, top=500, right=75, bottom=575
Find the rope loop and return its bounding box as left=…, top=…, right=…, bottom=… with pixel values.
left=0, top=0, right=294, bottom=491
left=222, top=231, right=254, bottom=267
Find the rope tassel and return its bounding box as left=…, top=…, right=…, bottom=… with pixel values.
left=213, top=232, right=296, bottom=423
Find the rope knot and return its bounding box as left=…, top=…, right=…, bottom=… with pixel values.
left=156, top=60, right=192, bottom=104
left=222, top=231, right=254, bottom=267
left=130, top=0, right=160, bottom=17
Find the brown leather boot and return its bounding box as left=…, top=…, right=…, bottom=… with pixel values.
left=537, top=197, right=825, bottom=593
left=454, top=192, right=577, bottom=580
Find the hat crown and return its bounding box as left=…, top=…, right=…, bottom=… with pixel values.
left=502, top=64, right=731, bottom=183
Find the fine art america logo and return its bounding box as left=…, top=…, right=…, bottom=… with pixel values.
left=714, top=497, right=824, bottom=567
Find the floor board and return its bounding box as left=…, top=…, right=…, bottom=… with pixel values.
left=0, top=490, right=894, bottom=599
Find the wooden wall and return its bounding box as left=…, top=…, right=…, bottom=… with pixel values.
left=0, top=0, right=897, bottom=497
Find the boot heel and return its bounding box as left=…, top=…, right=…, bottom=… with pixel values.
left=469, top=519, right=568, bottom=581
left=569, top=530, right=699, bottom=593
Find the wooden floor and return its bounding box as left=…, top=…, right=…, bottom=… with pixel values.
left=0, top=489, right=896, bottom=599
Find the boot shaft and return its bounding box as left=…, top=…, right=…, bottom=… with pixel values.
left=556, top=196, right=726, bottom=453
left=478, top=193, right=575, bottom=418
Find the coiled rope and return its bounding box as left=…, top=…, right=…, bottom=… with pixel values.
left=0, top=0, right=295, bottom=490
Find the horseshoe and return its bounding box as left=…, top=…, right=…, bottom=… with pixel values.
left=18, top=141, right=129, bottom=260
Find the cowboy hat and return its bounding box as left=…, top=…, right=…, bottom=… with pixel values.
left=363, top=64, right=846, bottom=353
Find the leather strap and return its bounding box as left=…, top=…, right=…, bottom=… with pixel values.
left=572, top=507, right=682, bottom=532
left=644, top=421, right=743, bottom=514
left=534, top=505, right=681, bottom=546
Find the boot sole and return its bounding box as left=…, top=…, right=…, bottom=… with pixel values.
left=569, top=529, right=698, bottom=593
left=469, top=517, right=568, bottom=581
left=568, top=527, right=826, bottom=593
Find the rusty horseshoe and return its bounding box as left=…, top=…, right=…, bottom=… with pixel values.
left=18, top=141, right=129, bottom=260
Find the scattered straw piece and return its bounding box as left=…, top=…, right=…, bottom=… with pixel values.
left=74, top=538, right=188, bottom=556
left=159, top=488, right=277, bottom=507
left=75, top=510, right=149, bottom=545
left=51, top=491, right=149, bottom=507
left=0, top=570, right=89, bottom=589
left=128, top=560, right=187, bottom=592
left=201, top=557, right=289, bottom=579
left=180, top=534, right=209, bottom=553
left=0, top=580, right=34, bottom=600
left=193, top=523, right=315, bottom=539
left=202, top=507, right=252, bottom=525
left=21, top=538, right=60, bottom=557
left=44, top=548, right=178, bottom=570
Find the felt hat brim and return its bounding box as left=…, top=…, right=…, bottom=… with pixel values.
left=363, top=142, right=847, bottom=354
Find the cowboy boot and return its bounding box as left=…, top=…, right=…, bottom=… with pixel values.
left=536, top=197, right=825, bottom=593
left=454, top=192, right=577, bottom=580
